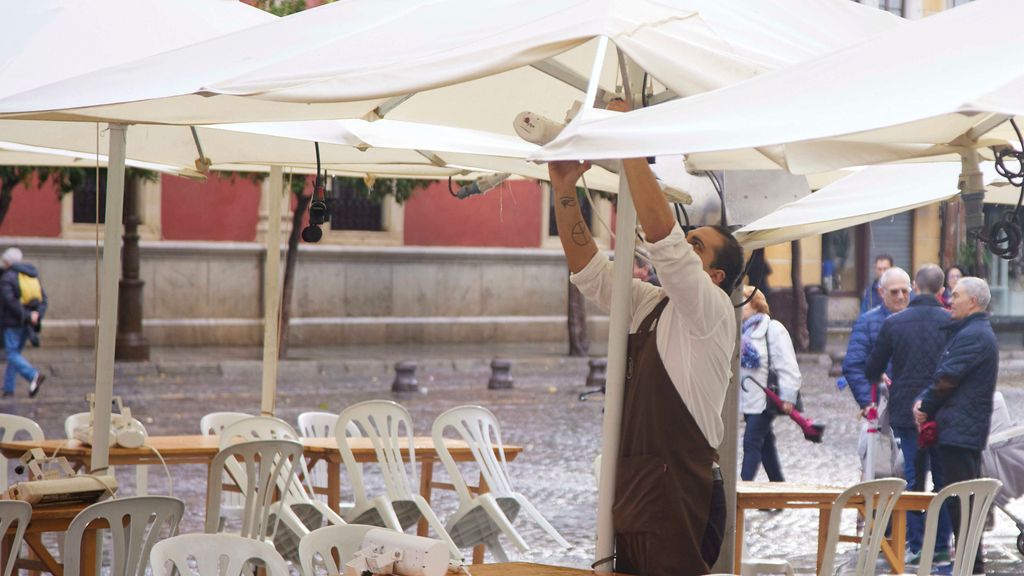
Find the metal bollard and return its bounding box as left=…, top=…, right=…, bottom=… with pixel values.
left=488, top=359, right=513, bottom=390
left=392, top=361, right=419, bottom=392
left=586, top=357, right=607, bottom=388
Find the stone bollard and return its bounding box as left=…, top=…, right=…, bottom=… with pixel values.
left=392, top=361, right=419, bottom=392
left=586, top=358, right=608, bottom=388
left=828, top=352, right=845, bottom=377
left=488, top=359, right=513, bottom=390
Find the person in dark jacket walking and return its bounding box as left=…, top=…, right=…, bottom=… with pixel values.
left=860, top=253, right=894, bottom=313
left=865, top=264, right=952, bottom=565
left=843, top=266, right=911, bottom=411
left=914, top=276, right=998, bottom=575
left=0, top=248, right=46, bottom=397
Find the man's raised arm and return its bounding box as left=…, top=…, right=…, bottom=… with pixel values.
left=549, top=161, right=599, bottom=273
left=606, top=100, right=675, bottom=243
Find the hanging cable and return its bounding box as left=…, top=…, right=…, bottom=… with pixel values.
left=734, top=248, right=766, bottom=308
left=705, top=171, right=728, bottom=227
left=674, top=203, right=691, bottom=232
left=981, top=118, right=1024, bottom=260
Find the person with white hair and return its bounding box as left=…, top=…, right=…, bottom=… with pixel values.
left=0, top=247, right=46, bottom=397
left=842, top=266, right=912, bottom=412
left=914, top=276, right=998, bottom=574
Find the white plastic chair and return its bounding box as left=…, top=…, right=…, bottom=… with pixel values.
left=432, top=405, right=570, bottom=562
left=63, top=496, right=184, bottom=576
left=0, top=500, right=31, bottom=576
left=64, top=412, right=149, bottom=495
left=913, top=478, right=1002, bottom=576
left=297, top=411, right=361, bottom=507
left=218, top=417, right=345, bottom=560
left=820, top=478, right=907, bottom=576
left=205, top=438, right=304, bottom=542
left=337, top=400, right=461, bottom=561
left=200, top=412, right=252, bottom=436
left=150, top=533, right=290, bottom=576
left=298, top=523, right=376, bottom=576
left=0, top=414, right=43, bottom=492
left=200, top=411, right=252, bottom=529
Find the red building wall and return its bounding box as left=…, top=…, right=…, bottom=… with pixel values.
left=403, top=180, right=542, bottom=247
left=0, top=178, right=61, bottom=237
left=161, top=174, right=262, bottom=241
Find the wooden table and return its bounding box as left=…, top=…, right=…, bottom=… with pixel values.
left=2, top=503, right=97, bottom=576
left=737, top=481, right=935, bottom=574
left=0, top=435, right=521, bottom=512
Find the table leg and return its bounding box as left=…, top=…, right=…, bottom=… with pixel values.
left=817, top=509, right=831, bottom=575
left=84, top=529, right=98, bottom=576
left=471, top=472, right=489, bottom=564
left=734, top=506, right=745, bottom=571
left=885, top=510, right=906, bottom=574
left=23, top=534, right=62, bottom=576
left=2, top=534, right=12, bottom=573
left=417, top=461, right=434, bottom=537
left=205, top=460, right=220, bottom=532
left=327, top=459, right=341, bottom=515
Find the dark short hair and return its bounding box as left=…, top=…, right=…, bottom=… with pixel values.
left=914, top=264, right=945, bottom=295
left=709, top=225, right=744, bottom=296
left=875, top=253, right=894, bottom=266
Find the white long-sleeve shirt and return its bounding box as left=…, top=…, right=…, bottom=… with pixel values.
left=739, top=316, right=802, bottom=415
left=571, top=223, right=736, bottom=448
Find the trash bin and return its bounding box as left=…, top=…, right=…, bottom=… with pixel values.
left=806, top=285, right=828, bottom=353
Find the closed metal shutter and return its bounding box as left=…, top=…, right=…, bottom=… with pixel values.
left=870, top=212, right=913, bottom=271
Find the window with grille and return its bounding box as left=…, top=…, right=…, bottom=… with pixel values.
left=329, top=180, right=384, bottom=232
left=72, top=168, right=107, bottom=224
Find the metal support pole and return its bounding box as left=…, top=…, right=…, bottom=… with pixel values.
left=959, top=148, right=986, bottom=238
left=90, top=123, right=127, bottom=474
left=594, top=175, right=637, bottom=572
left=712, top=298, right=742, bottom=574
left=260, top=166, right=283, bottom=416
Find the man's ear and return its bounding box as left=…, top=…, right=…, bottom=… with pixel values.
left=709, top=268, right=726, bottom=286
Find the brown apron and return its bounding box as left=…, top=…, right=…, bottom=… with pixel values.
left=613, top=298, right=720, bottom=576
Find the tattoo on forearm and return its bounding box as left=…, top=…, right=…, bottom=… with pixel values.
left=559, top=196, right=578, bottom=208
left=571, top=222, right=590, bottom=246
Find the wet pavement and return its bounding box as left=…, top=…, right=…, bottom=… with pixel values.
left=2, top=346, right=1023, bottom=575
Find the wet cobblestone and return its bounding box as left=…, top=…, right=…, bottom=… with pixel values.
left=2, top=354, right=1022, bottom=574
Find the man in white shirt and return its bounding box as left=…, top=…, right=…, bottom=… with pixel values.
left=548, top=102, right=742, bottom=576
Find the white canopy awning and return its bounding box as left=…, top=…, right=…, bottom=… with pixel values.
left=0, top=141, right=196, bottom=176
left=0, top=0, right=901, bottom=130
left=536, top=0, right=1020, bottom=174
left=737, top=162, right=1014, bottom=249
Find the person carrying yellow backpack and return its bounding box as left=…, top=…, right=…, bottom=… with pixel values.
left=0, top=248, right=46, bottom=398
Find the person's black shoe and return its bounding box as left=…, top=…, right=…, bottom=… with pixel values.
left=1, top=391, right=12, bottom=398
left=28, top=374, right=44, bottom=398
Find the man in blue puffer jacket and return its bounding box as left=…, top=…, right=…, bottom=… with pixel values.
left=865, top=265, right=951, bottom=565
left=842, top=267, right=911, bottom=411
left=914, top=276, right=998, bottom=575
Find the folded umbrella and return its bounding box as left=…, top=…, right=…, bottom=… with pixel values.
left=742, top=376, right=825, bottom=443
